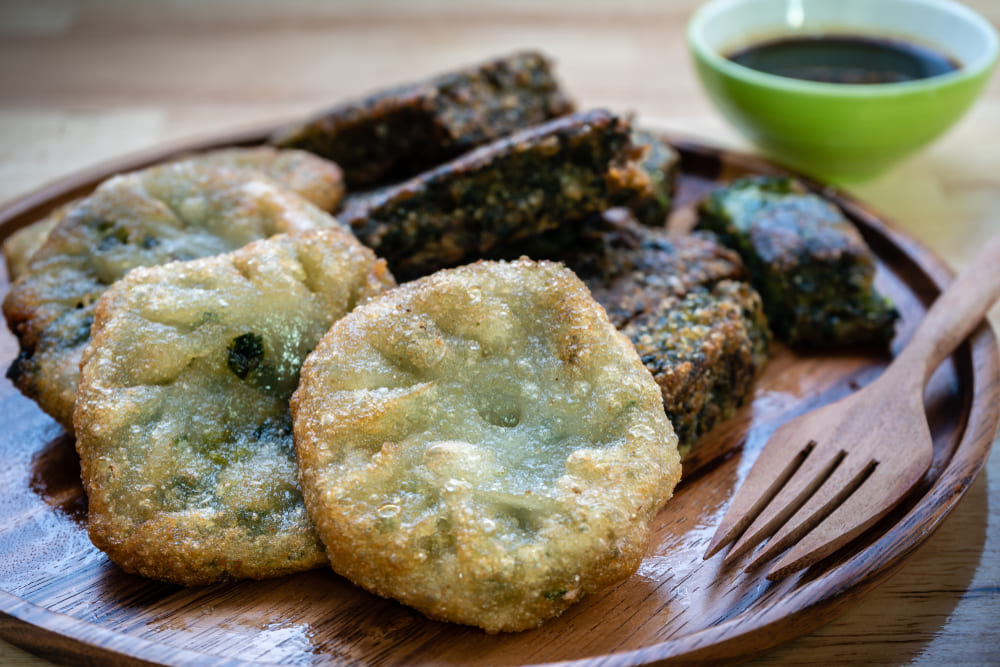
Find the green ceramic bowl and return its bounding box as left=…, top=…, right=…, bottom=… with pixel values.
left=688, top=0, right=998, bottom=181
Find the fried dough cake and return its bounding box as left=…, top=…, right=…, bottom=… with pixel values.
left=2, top=206, right=68, bottom=282
left=74, top=230, right=394, bottom=585
left=292, top=259, right=681, bottom=632
left=3, top=146, right=344, bottom=282
left=186, top=145, right=346, bottom=214
left=4, top=160, right=347, bottom=433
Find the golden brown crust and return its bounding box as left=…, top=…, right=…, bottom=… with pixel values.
left=75, top=230, right=394, bottom=585
left=271, top=51, right=574, bottom=189
left=3, top=160, right=346, bottom=433
left=292, top=259, right=680, bottom=632
left=183, top=146, right=345, bottom=213
left=2, top=211, right=64, bottom=282
left=2, top=147, right=344, bottom=284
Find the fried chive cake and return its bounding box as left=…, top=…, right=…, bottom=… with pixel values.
left=2, top=146, right=345, bottom=283
left=74, top=230, right=394, bottom=585
left=271, top=50, right=574, bottom=189
left=621, top=280, right=769, bottom=451
left=293, top=259, right=680, bottom=632
left=4, top=160, right=347, bottom=433
left=578, top=224, right=769, bottom=452
left=339, top=109, right=654, bottom=280
left=696, top=176, right=898, bottom=347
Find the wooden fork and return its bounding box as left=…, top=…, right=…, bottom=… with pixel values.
left=704, top=232, right=1000, bottom=580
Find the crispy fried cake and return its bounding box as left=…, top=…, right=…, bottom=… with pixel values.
left=74, top=230, right=394, bottom=585
left=291, top=259, right=681, bottom=632
left=4, top=160, right=347, bottom=432
left=271, top=51, right=574, bottom=189
left=339, top=109, right=653, bottom=280
left=696, top=176, right=897, bottom=346
left=494, top=214, right=771, bottom=452
left=3, top=146, right=344, bottom=282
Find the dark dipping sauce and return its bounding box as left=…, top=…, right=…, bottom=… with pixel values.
left=727, top=35, right=960, bottom=84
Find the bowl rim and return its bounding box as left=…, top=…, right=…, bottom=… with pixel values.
left=687, top=0, right=1000, bottom=97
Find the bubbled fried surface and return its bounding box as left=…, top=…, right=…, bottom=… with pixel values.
left=291, top=259, right=680, bottom=633
left=2, top=147, right=344, bottom=284
left=3, top=160, right=347, bottom=432
left=2, top=209, right=64, bottom=282
left=492, top=214, right=767, bottom=452
left=74, top=230, right=394, bottom=585
left=185, top=146, right=346, bottom=213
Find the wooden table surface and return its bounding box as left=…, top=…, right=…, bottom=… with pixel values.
left=0, top=1, right=997, bottom=664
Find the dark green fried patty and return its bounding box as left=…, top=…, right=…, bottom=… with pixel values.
left=696, top=176, right=898, bottom=347
left=271, top=50, right=574, bottom=189
left=576, top=221, right=769, bottom=452
left=626, top=129, right=679, bottom=226
left=339, top=109, right=654, bottom=281
left=622, top=280, right=769, bottom=452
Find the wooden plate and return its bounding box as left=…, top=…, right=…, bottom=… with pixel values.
left=0, top=129, right=996, bottom=666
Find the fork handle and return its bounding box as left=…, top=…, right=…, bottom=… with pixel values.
left=892, top=232, right=1000, bottom=386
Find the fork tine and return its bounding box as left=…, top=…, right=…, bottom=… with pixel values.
left=765, top=450, right=931, bottom=580
left=703, top=425, right=814, bottom=560
left=745, top=454, right=877, bottom=570
left=722, top=444, right=845, bottom=564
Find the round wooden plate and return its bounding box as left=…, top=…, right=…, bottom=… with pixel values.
left=0, top=128, right=996, bottom=666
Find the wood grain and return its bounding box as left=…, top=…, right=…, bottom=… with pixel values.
left=0, top=135, right=996, bottom=665
left=709, top=232, right=1000, bottom=579
left=0, top=1, right=998, bottom=664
